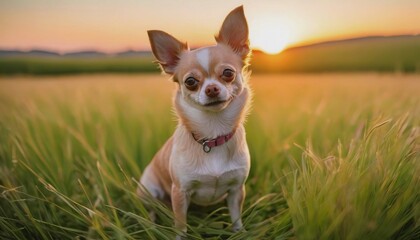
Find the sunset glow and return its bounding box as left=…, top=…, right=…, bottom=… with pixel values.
left=0, top=1, right=419, bottom=53
left=249, top=16, right=291, bottom=54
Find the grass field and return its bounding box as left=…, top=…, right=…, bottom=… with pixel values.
left=0, top=57, right=158, bottom=75
left=0, top=73, right=419, bottom=239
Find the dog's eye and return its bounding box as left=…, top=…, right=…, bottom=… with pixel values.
left=222, top=69, right=235, bottom=82
left=184, top=77, right=198, bottom=90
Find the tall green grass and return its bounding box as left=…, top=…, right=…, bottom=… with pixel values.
left=0, top=74, right=419, bottom=239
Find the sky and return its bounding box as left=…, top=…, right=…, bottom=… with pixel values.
left=1, top=0, right=419, bottom=54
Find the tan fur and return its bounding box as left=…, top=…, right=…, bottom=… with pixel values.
left=139, top=6, right=251, bottom=238
left=146, top=137, right=173, bottom=195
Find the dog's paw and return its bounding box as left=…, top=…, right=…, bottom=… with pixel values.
left=232, top=223, right=246, bottom=233
left=175, top=233, right=187, bottom=240
left=148, top=210, right=156, bottom=223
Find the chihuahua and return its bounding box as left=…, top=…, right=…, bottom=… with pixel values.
left=138, top=6, right=251, bottom=237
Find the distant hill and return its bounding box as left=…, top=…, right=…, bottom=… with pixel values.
left=252, top=35, right=420, bottom=73
left=115, top=50, right=153, bottom=57
left=287, top=35, right=418, bottom=49
left=0, top=49, right=153, bottom=58
left=0, top=49, right=152, bottom=58
left=63, top=50, right=107, bottom=58
left=0, top=49, right=60, bottom=57
left=1, top=35, right=419, bottom=75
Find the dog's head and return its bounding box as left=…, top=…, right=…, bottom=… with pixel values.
left=148, top=6, right=250, bottom=112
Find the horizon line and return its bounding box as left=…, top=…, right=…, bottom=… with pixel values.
left=0, top=33, right=418, bottom=55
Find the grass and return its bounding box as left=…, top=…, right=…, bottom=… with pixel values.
left=0, top=57, right=158, bottom=75
left=0, top=73, right=419, bottom=239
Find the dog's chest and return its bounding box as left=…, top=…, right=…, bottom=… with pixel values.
left=177, top=150, right=249, bottom=206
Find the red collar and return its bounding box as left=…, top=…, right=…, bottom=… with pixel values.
left=192, top=130, right=236, bottom=153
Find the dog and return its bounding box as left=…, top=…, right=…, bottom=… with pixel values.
left=138, top=6, right=251, bottom=238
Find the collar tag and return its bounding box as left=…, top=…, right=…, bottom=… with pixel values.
left=202, top=142, right=211, bottom=153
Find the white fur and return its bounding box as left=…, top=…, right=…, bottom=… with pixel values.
left=170, top=124, right=250, bottom=206
left=196, top=48, right=210, bottom=73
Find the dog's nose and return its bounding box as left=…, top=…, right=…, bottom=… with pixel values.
left=205, top=84, right=220, bottom=98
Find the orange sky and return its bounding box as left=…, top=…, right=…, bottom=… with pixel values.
left=0, top=0, right=419, bottom=53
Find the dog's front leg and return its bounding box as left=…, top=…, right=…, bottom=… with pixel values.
left=227, top=184, right=246, bottom=232
left=171, top=184, right=190, bottom=239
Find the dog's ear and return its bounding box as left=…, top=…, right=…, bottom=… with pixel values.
left=148, top=30, right=188, bottom=74
left=215, top=6, right=250, bottom=60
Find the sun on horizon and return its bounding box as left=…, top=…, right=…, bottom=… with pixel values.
left=249, top=16, right=292, bottom=55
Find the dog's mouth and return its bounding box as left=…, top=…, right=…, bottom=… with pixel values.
left=203, top=96, right=234, bottom=107
left=204, top=100, right=227, bottom=107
